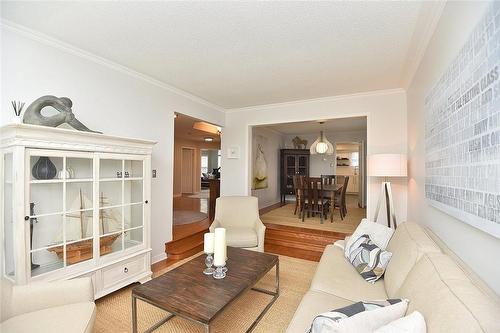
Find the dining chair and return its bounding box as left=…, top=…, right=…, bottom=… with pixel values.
left=292, top=175, right=305, bottom=216
left=321, top=174, right=336, bottom=203
left=321, top=174, right=336, bottom=185
left=334, top=176, right=349, bottom=220
left=302, top=177, right=328, bottom=223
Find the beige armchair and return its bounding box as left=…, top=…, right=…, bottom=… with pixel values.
left=209, top=196, right=266, bottom=252
left=1, top=277, right=96, bottom=333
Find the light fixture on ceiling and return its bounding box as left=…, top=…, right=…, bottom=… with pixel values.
left=310, top=122, right=334, bottom=155
left=204, top=137, right=214, bottom=142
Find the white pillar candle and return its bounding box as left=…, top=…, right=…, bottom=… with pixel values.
left=213, top=228, right=226, bottom=267
left=204, top=233, right=215, bottom=254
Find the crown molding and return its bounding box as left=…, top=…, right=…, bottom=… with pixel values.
left=1, top=19, right=226, bottom=113
left=400, top=1, right=446, bottom=88
left=226, top=88, right=406, bottom=113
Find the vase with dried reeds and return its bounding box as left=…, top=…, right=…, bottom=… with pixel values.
left=11, top=100, right=25, bottom=124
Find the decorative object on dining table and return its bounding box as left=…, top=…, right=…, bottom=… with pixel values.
left=292, top=136, right=308, bottom=149
left=11, top=100, right=25, bottom=124
left=203, top=232, right=215, bottom=275
left=23, top=95, right=102, bottom=133
left=310, top=122, right=334, bottom=155
left=213, top=227, right=227, bottom=279
left=32, top=156, right=57, bottom=180
left=368, top=154, right=407, bottom=229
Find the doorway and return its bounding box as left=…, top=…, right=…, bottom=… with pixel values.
left=250, top=116, right=367, bottom=233
left=181, top=147, right=195, bottom=194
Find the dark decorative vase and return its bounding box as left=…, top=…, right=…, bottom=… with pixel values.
left=32, top=156, right=57, bottom=180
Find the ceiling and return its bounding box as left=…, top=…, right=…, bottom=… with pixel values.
left=263, top=116, right=367, bottom=135
left=174, top=114, right=221, bottom=144
left=1, top=1, right=439, bottom=109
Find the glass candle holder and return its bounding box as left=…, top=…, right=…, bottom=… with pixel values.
left=212, top=265, right=226, bottom=280
left=203, top=253, right=215, bottom=275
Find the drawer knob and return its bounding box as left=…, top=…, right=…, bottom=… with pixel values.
left=124, top=267, right=128, bottom=273
left=24, top=216, right=29, bottom=221
left=145, top=200, right=148, bottom=204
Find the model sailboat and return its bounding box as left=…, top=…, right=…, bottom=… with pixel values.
left=50, top=190, right=122, bottom=264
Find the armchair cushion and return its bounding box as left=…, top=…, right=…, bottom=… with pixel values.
left=10, top=277, right=94, bottom=317
left=226, top=227, right=258, bottom=248
left=1, top=302, right=96, bottom=333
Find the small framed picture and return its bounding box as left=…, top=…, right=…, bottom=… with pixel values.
left=227, top=146, right=240, bottom=159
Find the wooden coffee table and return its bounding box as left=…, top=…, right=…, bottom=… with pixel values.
left=132, top=247, right=279, bottom=333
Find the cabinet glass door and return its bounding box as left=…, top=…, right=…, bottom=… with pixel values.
left=3, top=152, right=15, bottom=280
left=298, top=155, right=308, bottom=175
left=98, top=157, right=144, bottom=258
left=28, top=150, right=94, bottom=277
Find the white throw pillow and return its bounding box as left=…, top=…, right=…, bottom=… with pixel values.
left=309, top=299, right=408, bottom=333
left=344, top=219, right=394, bottom=258
left=374, top=311, right=426, bottom=333
left=333, top=239, right=346, bottom=250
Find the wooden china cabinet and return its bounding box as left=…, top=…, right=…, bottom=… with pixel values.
left=279, top=149, right=310, bottom=204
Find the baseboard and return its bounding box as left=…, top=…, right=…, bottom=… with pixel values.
left=151, top=252, right=167, bottom=264
left=259, top=202, right=282, bottom=215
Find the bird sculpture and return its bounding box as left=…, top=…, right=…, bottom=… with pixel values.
left=23, top=95, right=101, bottom=133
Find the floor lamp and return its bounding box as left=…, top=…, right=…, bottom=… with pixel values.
left=368, top=154, right=407, bottom=229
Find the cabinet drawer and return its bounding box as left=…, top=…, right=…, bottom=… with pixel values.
left=102, top=255, right=146, bottom=288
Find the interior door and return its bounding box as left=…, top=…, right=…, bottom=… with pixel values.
left=181, top=148, right=195, bottom=194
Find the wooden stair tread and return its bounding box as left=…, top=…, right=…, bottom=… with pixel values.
left=263, top=222, right=347, bottom=262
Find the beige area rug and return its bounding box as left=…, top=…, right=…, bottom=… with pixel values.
left=95, top=254, right=317, bottom=333
left=261, top=195, right=365, bottom=233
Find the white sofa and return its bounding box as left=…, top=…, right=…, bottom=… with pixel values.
left=209, top=196, right=266, bottom=252
left=286, top=221, right=500, bottom=333
left=0, top=277, right=96, bottom=333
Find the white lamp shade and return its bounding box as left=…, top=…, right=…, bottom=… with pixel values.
left=310, top=131, right=334, bottom=155
left=368, top=154, right=407, bottom=177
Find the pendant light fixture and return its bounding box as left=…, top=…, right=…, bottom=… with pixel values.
left=310, top=122, right=334, bottom=155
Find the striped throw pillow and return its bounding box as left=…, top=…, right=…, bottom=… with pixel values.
left=347, top=234, right=392, bottom=283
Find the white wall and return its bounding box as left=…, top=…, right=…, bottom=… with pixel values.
left=222, top=89, right=407, bottom=226
left=1, top=25, right=225, bottom=263
left=407, top=1, right=500, bottom=295
left=250, top=127, right=283, bottom=208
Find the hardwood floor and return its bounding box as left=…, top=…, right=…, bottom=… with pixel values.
left=156, top=193, right=362, bottom=270
left=166, top=191, right=210, bottom=262
left=264, top=222, right=347, bottom=261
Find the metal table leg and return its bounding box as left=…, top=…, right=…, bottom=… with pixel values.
left=132, top=295, right=138, bottom=333
left=247, top=260, right=280, bottom=332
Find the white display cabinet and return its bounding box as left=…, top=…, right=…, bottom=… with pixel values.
left=1, top=124, right=156, bottom=298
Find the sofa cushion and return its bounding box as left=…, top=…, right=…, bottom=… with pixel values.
left=286, top=290, right=353, bottom=333
left=225, top=227, right=258, bottom=247
left=384, top=221, right=441, bottom=297
left=1, top=302, right=96, bottom=333
left=310, top=245, right=387, bottom=301
left=395, top=253, right=500, bottom=333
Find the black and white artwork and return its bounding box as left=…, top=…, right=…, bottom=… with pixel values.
left=425, top=3, right=500, bottom=238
